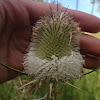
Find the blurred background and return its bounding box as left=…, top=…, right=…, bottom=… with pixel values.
left=0, top=0, right=100, bottom=100
left=37, top=0, right=100, bottom=18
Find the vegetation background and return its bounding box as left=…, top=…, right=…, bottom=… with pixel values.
left=0, top=69, right=100, bottom=100
left=0, top=0, right=100, bottom=100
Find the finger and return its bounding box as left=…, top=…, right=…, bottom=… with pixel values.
left=83, top=55, right=100, bottom=69
left=68, top=9, right=100, bottom=33
left=76, top=34, right=100, bottom=57
left=24, top=0, right=100, bottom=32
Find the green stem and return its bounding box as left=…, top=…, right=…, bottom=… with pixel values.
left=82, top=67, right=100, bottom=76
left=0, top=63, right=27, bottom=75
left=53, top=82, right=57, bottom=100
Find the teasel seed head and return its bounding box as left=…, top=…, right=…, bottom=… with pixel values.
left=23, top=10, right=83, bottom=82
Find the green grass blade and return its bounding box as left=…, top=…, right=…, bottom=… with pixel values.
left=0, top=63, right=27, bottom=75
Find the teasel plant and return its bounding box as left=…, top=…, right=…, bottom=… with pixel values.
left=0, top=2, right=100, bottom=100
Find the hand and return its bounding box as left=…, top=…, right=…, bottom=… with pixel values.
left=0, top=0, right=100, bottom=84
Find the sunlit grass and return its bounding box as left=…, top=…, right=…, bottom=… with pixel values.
left=0, top=69, right=100, bottom=100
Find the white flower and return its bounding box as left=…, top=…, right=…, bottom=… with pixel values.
left=23, top=11, right=83, bottom=81
left=24, top=49, right=83, bottom=81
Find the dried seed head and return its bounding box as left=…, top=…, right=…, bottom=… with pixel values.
left=23, top=11, right=83, bottom=82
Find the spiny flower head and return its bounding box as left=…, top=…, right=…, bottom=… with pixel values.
left=23, top=10, right=83, bottom=82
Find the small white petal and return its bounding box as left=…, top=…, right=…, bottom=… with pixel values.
left=23, top=50, right=83, bottom=81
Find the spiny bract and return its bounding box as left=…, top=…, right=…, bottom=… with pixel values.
left=23, top=10, right=83, bottom=82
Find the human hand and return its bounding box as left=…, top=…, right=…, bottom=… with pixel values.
left=0, top=0, right=100, bottom=84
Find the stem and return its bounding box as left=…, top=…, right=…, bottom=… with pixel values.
left=0, top=63, right=27, bottom=75
left=82, top=67, right=100, bottom=76
left=53, top=83, right=57, bottom=100
left=50, top=82, right=57, bottom=100
left=18, top=80, right=37, bottom=90
left=52, top=82, right=57, bottom=100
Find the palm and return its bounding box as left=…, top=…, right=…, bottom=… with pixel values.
left=0, top=19, right=31, bottom=69
left=0, top=1, right=32, bottom=82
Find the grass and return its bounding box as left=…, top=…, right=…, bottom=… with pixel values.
left=0, top=69, right=100, bottom=100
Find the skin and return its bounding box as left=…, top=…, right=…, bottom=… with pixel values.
left=0, top=0, right=100, bottom=84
